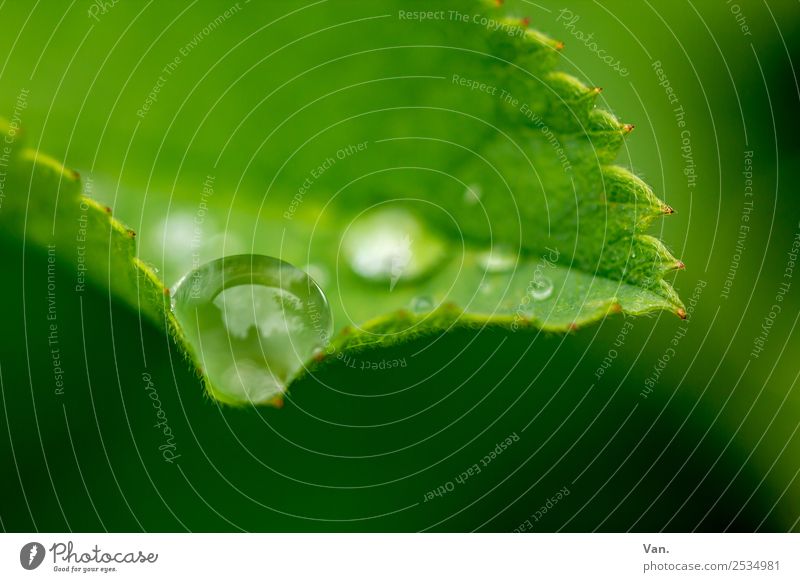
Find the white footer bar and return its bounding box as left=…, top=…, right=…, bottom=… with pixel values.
left=1, top=533, right=797, bottom=581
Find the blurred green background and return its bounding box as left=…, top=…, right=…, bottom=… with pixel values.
left=1, top=0, right=798, bottom=531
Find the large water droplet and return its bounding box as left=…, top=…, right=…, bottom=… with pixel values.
left=477, top=246, right=518, bottom=274
left=170, top=255, right=332, bottom=406
left=342, top=207, right=446, bottom=290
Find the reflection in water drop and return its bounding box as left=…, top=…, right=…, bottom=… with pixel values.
left=342, top=207, right=446, bottom=289
left=477, top=246, right=518, bottom=274
left=171, top=255, right=332, bottom=406
left=529, top=276, right=554, bottom=301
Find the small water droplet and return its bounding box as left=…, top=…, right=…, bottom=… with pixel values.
left=342, top=207, right=446, bottom=290
left=529, top=276, right=554, bottom=301
left=463, top=183, right=482, bottom=205
left=171, top=255, right=332, bottom=405
left=477, top=246, right=518, bottom=274
left=410, top=295, right=435, bottom=313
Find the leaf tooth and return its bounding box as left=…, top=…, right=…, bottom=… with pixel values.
left=610, top=233, right=682, bottom=305
left=649, top=256, right=686, bottom=279
left=555, top=109, right=628, bottom=158
left=637, top=234, right=679, bottom=266
left=656, top=259, right=686, bottom=279
left=655, top=276, right=684, bottom=312
left=547, top=72, right=603, bottom=105
left=602, top=166, right=665, bottom=217
left=628, top=241, right=685, bottom=312
left=500, top=73, right=605, bottom=137
left=587, top=108, right=623, bottom=132
left=483, top=13, right=562, bottom=72
left=530, top=30, right=564, bottom=52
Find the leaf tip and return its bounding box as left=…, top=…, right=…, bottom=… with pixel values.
left=676, top=308, right=687, bottom=320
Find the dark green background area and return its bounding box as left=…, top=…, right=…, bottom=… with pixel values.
left=1, top=1, right=799, bottom=531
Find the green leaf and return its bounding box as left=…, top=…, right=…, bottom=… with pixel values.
left=0, top=0, right=683, bottom=405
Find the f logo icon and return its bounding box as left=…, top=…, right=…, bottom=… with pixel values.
left=19, top=542, right=45, bottom=570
